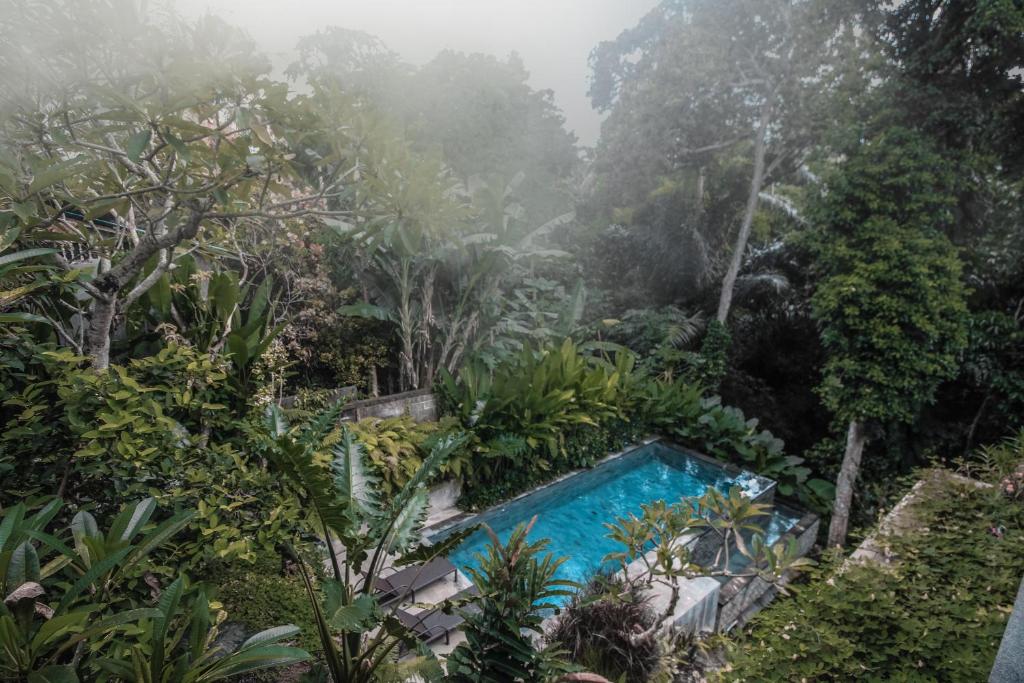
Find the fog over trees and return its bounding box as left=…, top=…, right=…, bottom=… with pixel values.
left=1, top=1, right=1022, bottom=681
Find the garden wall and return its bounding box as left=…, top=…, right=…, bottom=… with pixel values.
left=279, top=387, right=439, bottom=423
left=339, top=388, right=439, bottom=423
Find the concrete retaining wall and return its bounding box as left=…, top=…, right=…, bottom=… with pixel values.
left=340, top=388, right=438, bottom=423
left=990, top=574, right=1024, bottom=682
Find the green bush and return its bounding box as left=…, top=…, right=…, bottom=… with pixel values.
left=0, top=341, right=307, bottom=568
left=447, top=521, right=575, bottom=681
left=346, top=414, right=469, bottom=496
left=443, top=337, right=828, bottom=510
left=723, top=471, right=1024, bottom=681
left=0, top=498, right=308, bottom=681
left=441, top=339, right=640, bottom=507
left=211, top=555, right=321, bottom=653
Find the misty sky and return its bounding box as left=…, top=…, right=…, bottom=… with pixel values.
left=173, top=0, right=658, bottom=146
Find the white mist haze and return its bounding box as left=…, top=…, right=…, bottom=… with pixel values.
left=172, top=0, right=658, bottom=146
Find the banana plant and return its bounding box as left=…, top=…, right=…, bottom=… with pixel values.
left=257, top=404, right=474, bottom=683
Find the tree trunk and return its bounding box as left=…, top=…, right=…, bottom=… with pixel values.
left=86, top=295, right=117, bottom=370
left=964, top=392, right=991, bottom=456
left=827, top=419, right=867, bottom=548
left=716, top=98, right=774, bottom=324
left=369, top=365, right=379, bottom=397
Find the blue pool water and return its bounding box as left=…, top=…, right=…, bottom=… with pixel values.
left=434, top=441, right=790, bottom=600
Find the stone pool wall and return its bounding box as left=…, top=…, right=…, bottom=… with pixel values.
left=714, top=509, right=820, bottom=631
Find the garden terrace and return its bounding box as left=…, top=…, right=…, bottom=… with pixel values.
left=722, top=468, right=1024, bottom=681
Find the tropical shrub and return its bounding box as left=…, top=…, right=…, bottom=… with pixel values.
left=546, top=575, right=676, bottom=683
left=347, top=415, right=469, bottom=496
left=0, top=498, right=308, bottom=682
left=447, top=519, right=575, bottom=681
left=640, top=380, right=831, bottom=505
left=0, top=342, right=307, bottom=566
left=128, top=254, right=285, bottom=395
left=440, top=339, right=641, bottom=507
left=443, top=338, right=829, bottom=510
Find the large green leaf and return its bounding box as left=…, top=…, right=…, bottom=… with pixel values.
left=338, top=302, right=395, bottom=322
left=238, top=624, right=301, bottom=650
left=0, top=248, right=57, bottom=268
left=0, top=312, right=50, bottom=325
left=332, top=428, right=381, bottom=523
left=124, top=510, right=194, bottom=567
left=107, top=498, right=157, bottom=544
left=27, top=665, right=79, bottom=683
left=8, top=541, right=40, bottom=586
left=150, top=575, right=184, bottom=680
left=226, top=332, right=249, bottom=368
left=195, top=645, right=311, bottom=682
left=125, top=129, right=152, bottom=161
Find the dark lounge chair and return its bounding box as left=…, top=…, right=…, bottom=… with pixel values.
left=397, top=585, right=480, bottom=647
left=375, top=556, right=458, bottom=605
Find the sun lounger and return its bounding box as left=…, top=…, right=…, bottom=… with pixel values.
left=397, top=585, right=480, bottom=646
left=375, top=556, right=457, bottom=605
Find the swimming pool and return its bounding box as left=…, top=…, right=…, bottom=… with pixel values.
left=432, top=441, right=787, bottom=599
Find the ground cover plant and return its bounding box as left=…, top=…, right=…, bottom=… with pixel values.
left=723, top=461, right=1024, bottom=681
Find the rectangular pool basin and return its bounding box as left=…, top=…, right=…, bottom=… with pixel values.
left=430, top=440, right=783, bottom=601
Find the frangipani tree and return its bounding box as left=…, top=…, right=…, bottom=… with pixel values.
left=0, top=0, right=355, bottom=369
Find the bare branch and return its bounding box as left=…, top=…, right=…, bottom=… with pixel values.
left=120, top=247, right=171, bottom=311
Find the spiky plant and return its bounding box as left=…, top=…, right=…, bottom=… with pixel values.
left=446, top=518, right=576, bottom=682
left=546, top=575, right=674, bottom=683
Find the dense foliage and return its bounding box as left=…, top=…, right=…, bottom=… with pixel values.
left=441, top=338, right=827, bottom=510
left=0, top=498, right=308, bottom=682
left=447, top=520, right=574, bottom=681
left=724, top=464, right=1024, bottom=681
left=1, top=0, right=1023, bottom=678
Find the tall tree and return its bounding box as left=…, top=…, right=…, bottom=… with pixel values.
left=587, top=0, right=868, bottom=322
left=810, top=128, right=968, bottom=547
